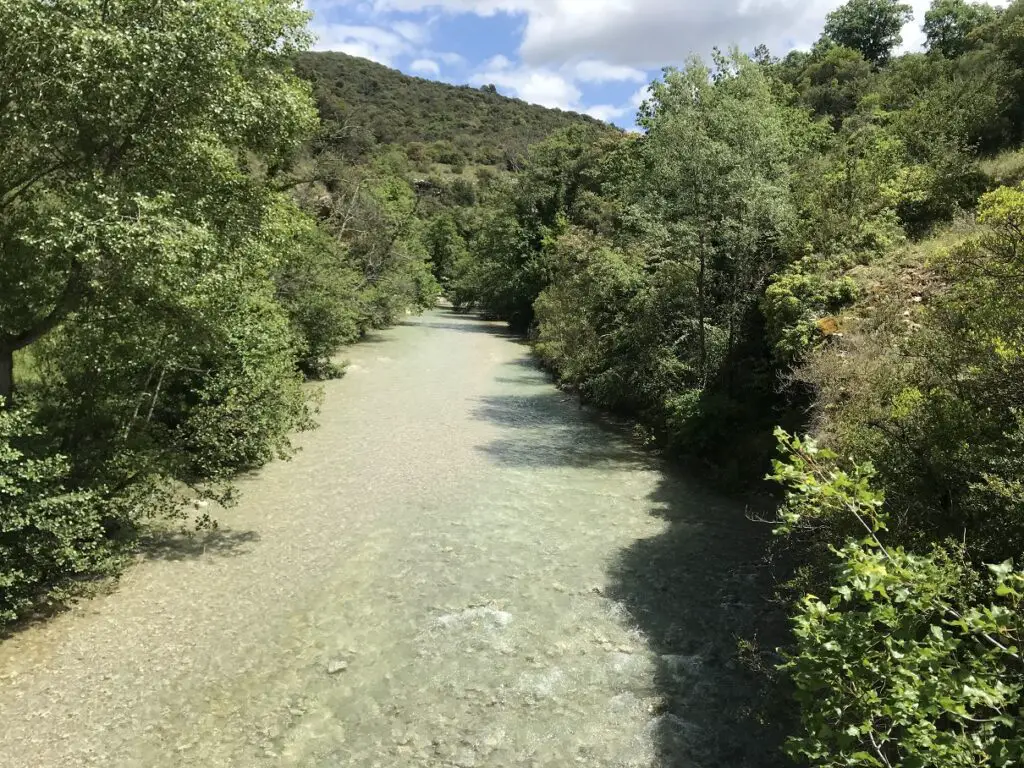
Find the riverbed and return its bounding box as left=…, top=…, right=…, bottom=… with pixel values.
left=0, top=310, right=781, bottom=767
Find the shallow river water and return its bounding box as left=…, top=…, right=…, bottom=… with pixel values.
left=0, top=310, right=782, bottom=768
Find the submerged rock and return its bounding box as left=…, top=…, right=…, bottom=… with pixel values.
left=326, top=660, right=349, bottom=675
left=434, top=606, right=513, bottom=630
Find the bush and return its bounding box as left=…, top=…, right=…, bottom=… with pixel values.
left=763, top=265, right=860, bottom=363
left=980, top=150, right=1024, bottom=188
left=771, top=430, right=1024, bottom=768
left=172, top=292, right=312, bottom=482
left=271, top=198, right=363, bottom=379
left=533, top=230, right=645, bottom=398
left=0, top=401, right=115, bottom=623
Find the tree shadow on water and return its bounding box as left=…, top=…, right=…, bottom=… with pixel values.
left=400, top=309, right=517, bottom=338
left=473, top=391, right=651, bottom=470
left=608, top=473, right=790, bottom=768
left=473, top=357, right=790, bottom=766
left=136, top=527, right=262, bottom=562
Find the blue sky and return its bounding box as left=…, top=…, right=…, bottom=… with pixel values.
left=305, top=1, right=938, bottom=128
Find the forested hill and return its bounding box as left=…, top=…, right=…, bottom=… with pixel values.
left=294, top=51, right=613, bottom=168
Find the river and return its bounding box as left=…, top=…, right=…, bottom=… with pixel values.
left=0, top=309, right=782, bottom=768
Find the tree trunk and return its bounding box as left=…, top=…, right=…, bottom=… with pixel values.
left=0, top=344, right=13, bottom=406
left=696, top=237, right=708, bottom=388
left=0, top=259, right=85, bottom=408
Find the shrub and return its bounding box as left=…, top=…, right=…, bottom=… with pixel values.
left=271, top=198, right=363, bottom=379
left=0, top=401, right=115, bottom=623
left=762, top=266, right=860, bottom=363
left=771, top=429, right=1024, bottom=768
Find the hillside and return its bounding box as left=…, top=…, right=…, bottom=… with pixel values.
left=294, top=51, right=614, bottom=169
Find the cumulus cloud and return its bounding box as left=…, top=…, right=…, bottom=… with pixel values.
left=484, top=53, right=514, bottom=70
left=571, top=60, right=647, bottom=84
left=433, top=50, right=467, bottom=65
left=372, top=0, right=938, bottom=66
left=470, top=64, right=582, bottom=110
left=411, top=57, right=442, bottom=75
left=392, top=19, right=431, bottom=44
left=585, top=104, right=630, bottom=122
left=630, top=84, right=653, bottom=108
left=310, top=23, right=412, bottom=63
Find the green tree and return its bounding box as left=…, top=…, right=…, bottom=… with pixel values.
left=271, top=198, right=363, bottom=379
left=798, top=45, right=875, bottom=125
left=0, top=0, right=317, bottom=402
left=458, top=126, right=618, bottom=329
left=924, top=0, right=1000, bottom=57
left=636, top=52, right=800, bottom=391
left=425, top=215, right=469, bottom=288
left=823, top=0, right=915, bottom=66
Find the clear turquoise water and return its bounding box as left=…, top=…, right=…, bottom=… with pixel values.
left=0, top=310, right=779, bottom=767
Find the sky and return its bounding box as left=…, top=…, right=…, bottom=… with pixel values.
left=305, top=0, right=940, bottom=127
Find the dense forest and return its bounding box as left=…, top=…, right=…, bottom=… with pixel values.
left=4, top=0, right=1024, bottom=764
left=446, top=0, right=1024, bottom=764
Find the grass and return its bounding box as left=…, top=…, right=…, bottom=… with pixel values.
left=980, top=148, right=1024, bottom=189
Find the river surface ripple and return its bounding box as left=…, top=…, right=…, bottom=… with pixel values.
left=0, top=309, right=780, bottom=768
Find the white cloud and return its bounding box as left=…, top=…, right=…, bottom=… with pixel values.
left=310, top=23, right=412, bottom=64
left=369, top=0, right=942, bottom=66
left=470, top=64, right=582, bottom=110
left=571, top=60, right=647, bottom=84
left=484, top=54, right=514, bottom=70
left=585, top=103, right=629, bottom=122
left=411, top=57, right=442, bottom=75
left=630, top=84, right=652, bottom=108
left=392, top=19, right=431, bottom=44
left=433, top=50, right=466, bottom=65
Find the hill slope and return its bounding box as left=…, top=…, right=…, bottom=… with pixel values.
left=294, top=51, right=614, bottom=168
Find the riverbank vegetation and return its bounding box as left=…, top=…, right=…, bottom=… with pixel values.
left=451, top=0, right=1024, bottom=763
left=0, top=2, right=601, bottom=627
left=0, top=0, right=451, bottom=625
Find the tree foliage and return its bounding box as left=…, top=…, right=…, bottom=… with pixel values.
left=925, top=0, right=1001, bottom=58
left=0, top=0, right=317, bottom=399
left=823, top=0, right=915, bottom=66
left=0, top=0, right=449, bottom=623
left=452, top=4, right=1024, bottom=760
left=771, top=431, right=1024, bottom=768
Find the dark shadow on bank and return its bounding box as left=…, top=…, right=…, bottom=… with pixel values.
left=492, top=373, right=548, bottom=386
left=0, top=528, right=262, bottom=642
left=473, top=356, right=789, bottom=767
left=346, top=333, right=393, bottom=345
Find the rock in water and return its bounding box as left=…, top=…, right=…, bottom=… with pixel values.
left=326, top=660, right=349, bottom=675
